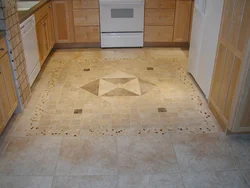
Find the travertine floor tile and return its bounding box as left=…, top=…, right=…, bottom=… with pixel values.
left=224, top=135, right=250, bottom=170
left=118, top=134, right=179, bottom=174
left=118, top=174, right=184, bottom=188
left=0, top=176, right=53, bottom=188
left=55, top=136, right=117, bottom=175
left=0, top=136, right=61, bottom=175
left=182, top=170, right=249, bottom=188
left=171, top=133, right=237, bottom=172
left=52, top=176, right=117, bottom=188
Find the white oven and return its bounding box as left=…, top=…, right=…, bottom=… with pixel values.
left=99, top=0, right=144, bottom=48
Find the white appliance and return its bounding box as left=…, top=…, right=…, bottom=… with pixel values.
left=188, top=0, right=224, bottom=98
left=99, top=0, right=144, bottom=48
left=20, top=15, right=41, bottom=87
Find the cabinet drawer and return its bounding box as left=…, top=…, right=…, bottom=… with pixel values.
left=144, top=26, right=174, bottom=42
left=35, top=2, right=51, bottom=24
left=145, top=0, right=176, bottom=9
left=145, top=9, right=175, bottom=26
left=75, top=26, right=100, bottom=42
left=0, top=38, right=7, bottom=59
left=73, top=9, right=99, bottom=26
left=73, top=0, right=99, bottom=9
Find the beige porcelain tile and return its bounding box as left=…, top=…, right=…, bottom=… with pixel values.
left=182, top=170, right=249, bottom=188
left=0, top=176, right=53, bottom=188
left=0, top=136, right=61, bottom=175
left=55, top=136, right=117, bottom=175
left=171, top=133, right=237, bottom=172
left=224, top=135, right=250, bottom=170
left=52, top=176, right=118, bottom=188
left=118, top=135, right=179, bottom=174
left=119, top=174, right=184, bottom=188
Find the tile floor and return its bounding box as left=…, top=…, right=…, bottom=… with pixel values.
left=0, top=48, right=250, bottom=187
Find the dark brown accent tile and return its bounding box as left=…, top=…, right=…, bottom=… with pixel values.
left=74, top=109, right=83, bottom=114
left=158, top=108, right=167, bottom=112
left=83, top=68, right=90, bottom=71
left=147, top=67, right=154, bottom=70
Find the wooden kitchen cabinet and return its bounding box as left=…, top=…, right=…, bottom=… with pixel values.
left=144, top=0, right=193, bottom=45
left=72, top=0, right=100, bottom=44
left=173, top=0, right=193, bottom=42
left=73, top=9, right=99, bottom=26
left=144, top=0, right=175, bottom=44
left=75, top=26, right=100, bottom=42
left=73, top=0, right=99, bottom=9
left=35, top=2, right=55, bottom=66
left=48, top=3, right=56, bottom=49
left=145, top=0, right=176, bottom=9
left=36, top=16, right=48, bottom=65
left=52, top=0, right=74, bottom=43
left=145, top=9, right=175, bottom=26
left=209, top=0, right=250, bottom=132
left=145, top=26, right=174, bottom=42
left=0, top=38, right=18, bottom=134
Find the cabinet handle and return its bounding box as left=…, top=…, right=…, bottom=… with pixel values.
left=0, top=48, right=4, bottom=51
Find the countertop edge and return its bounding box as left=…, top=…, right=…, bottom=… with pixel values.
left=18, top=0, right=51, bottom=24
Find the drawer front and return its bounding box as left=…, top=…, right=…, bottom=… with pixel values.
left=144, top=26, right=174, bottom=42
left=35, top=2, right=51, bottom=24
left=159, top=0, right=176, bottom=9
left=73, top=0, right=99, bottom=9
left=145, top=9, right=175, bottom=26
left=74, top=9, right=99, bottom=26
left=75, top=26, right=100, bottom=42
left=0, top=39, right=7, bottom=59
left=145, top=0, right=176, bottom=8
left=145, top=0, right=160, bottom=8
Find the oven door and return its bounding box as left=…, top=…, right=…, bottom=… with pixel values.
left=99, top=0, right=144, bottom=32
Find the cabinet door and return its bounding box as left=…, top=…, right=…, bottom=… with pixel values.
left=0, top=66, right=11, bottom=121
left=47, top=2, right=55, bottom=49
left=52, top=0, right=74, bottom=43
left=36, top=18, right=48, bottom=66
left=0, top=53, right=18, bottom=119
left=173, top=0, right=193, bottom=42
left=209, top=0, right=250, bottom=130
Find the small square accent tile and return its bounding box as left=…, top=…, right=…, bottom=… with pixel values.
left=147, top=67, right=154, bottom=70
left=83, top=68, right=90, bottom=71
left=74, top=109, right=83, bottom=114
left=158, top=108, right=167, bottom=112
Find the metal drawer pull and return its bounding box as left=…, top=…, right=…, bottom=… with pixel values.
left=0, top=48, right=4, bottom=51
